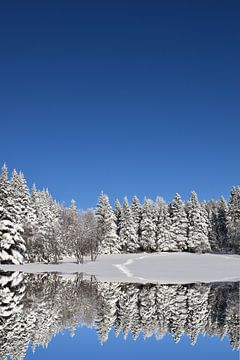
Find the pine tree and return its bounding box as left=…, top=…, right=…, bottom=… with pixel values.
left=205, top=200, right=219, bottom=252
left=0, top=214, right=26, bottom=264
left=140, top=198, right=157, bottom=252
left=156, top=197, right=173, bottom=252
left=96, top=193, right=120, bottom=254
left=24, top=185, right=44, bottom=262
left=169, top=193, right=188, bottom=251
left=42, top=190, right=61, bottom=263
left=114, top=199, right=122, bottom=236
left=131, top=196, right=142, bottom=242
left=0, top=165, right=26, bottom=264
left=227, top=186, right=240, bottom=254
left=10, top=171, right=30, bottom=222
left=0, top=163, right=8, bottom=208
left=217, top=197, right=228, bottom=252
left=187, top=192, right=210, bottom=253
left=119, top=197, right=139, bottom=253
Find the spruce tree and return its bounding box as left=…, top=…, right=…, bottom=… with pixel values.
left=119, top=197, right=139, bottom=253
left=187, top=191, right=210, bottom=253
left=140, top=198, right=157, bottom=252
left=114, top=199, right=122, bottom=236
left=227, top=186, right=240, bottom=254
left=0, top=163, right=9, bottom=208
left=169, top=193, right=188, bottom=251
left=205, top=200, right=219, bottom=252
left=96, top=193, right=120, bottom=254
left=0, top=165, right=26, bottom=264
left=131, top=196, right=142, bottom=242
left=10, top=170, right=35, bottom=224
left=217, top=197, right=228, bottom=252
left=156, top=197, right=173, bottom=251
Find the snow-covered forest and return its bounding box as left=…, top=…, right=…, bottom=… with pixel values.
left=0, top=163, right=239, bottom=265
left=0, top=271, right=239, bottom=360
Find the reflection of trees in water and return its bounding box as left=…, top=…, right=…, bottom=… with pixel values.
left=0, top=272, right=99, bottom=360
left=97, top=282, right=239, bottom=349
left=0, top=272, right=239, bottom=360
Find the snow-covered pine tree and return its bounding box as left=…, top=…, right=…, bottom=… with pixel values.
left=140, top=198, right=157, bottom=252
left=10, top=170, right=36, bottom=263
left=119, top=197, right=139, bottom=253
left=29, top=184, right=38, bottom=224
left=24, top=184, right=43, bottom=262
left=31, top=189, right=49, bottom=228
left=10, top=170, right=23, bottom=223
left=0, top=163, right=8, bottom=208
left=217, top=197, right=228, bottom=252
left=131, top=196, right=142, bottom=243
left=96, top=193, right=120, bottom=254
left=10, top=170, right=35, bottom=224
left=0, top=164, right=26, bottom=264
left=227, top=186, right=240, bottom=254
left=156, top=197, right=173, bottom=252
left=205, top=200, right=219, bottom=252
left=169, top=193, right=188, bottom=251
left=114, top=199, right=122, bottom=236
left=70, top=198, right=78, bottom=215
left=187, top=191, right=211, bottom=253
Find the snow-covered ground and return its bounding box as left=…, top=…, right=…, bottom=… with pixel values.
left=0, top=252, right=240, bottom=284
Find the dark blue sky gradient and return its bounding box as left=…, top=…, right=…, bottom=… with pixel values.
left=0, top=1, right=239, bottom=208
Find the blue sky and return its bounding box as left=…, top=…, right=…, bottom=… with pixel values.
left=25, top=328, right=238, bottom=360
left=0, top=0, right=239, bottom=209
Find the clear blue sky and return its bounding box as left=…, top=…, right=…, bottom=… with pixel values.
left=0, top=1, right=239, bottom=209
left=25, top=328, right=237, bottom=360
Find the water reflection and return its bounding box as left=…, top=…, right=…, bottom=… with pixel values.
left=0, top=271, right=239, bottom=360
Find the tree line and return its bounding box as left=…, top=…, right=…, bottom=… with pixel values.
left=0, top=164, right=98, bottom=264
left=0, top=163, right=239, bottom=264
left=96, top=188, right=240, bottom=255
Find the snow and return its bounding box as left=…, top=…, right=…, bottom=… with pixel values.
left=114, top=259, right=134, bottom=277
left=0, top=252, right=240, bottom=284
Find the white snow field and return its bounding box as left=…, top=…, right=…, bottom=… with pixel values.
left=0, top=252, right=240, bottom=284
